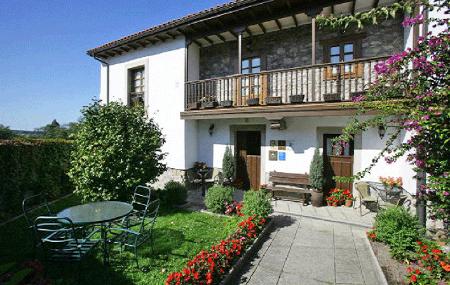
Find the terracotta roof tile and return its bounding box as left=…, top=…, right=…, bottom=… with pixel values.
left=87, top=0, right=259, bottom=56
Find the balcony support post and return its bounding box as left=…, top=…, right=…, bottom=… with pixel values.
left=234, top=27, right=246, bottom=74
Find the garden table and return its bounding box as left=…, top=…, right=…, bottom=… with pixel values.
left=367, top=182, right=403, bottom=204
left=57, top=201, right=133, bottom=265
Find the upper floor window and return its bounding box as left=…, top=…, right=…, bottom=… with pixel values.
left=128, top=67, right=145, bottom=106
left=241, top=57, right=261, bottom=74
left=323, top=37, right=363, bottom=79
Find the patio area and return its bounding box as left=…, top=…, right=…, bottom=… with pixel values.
left=238, top=215, right=386, bottom=285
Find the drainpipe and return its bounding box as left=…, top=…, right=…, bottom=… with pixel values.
left=93, top=55, right=110, bottom=104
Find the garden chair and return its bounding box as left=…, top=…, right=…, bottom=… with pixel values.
left=113, top=185, right=152, bottom=228
left=355, top=182, right=378, bottom=216
left=23, top=193, right=53, bottom=229
left=108, top=199, right=160, bottom=267
left=33, top=216, right=99, bottom=266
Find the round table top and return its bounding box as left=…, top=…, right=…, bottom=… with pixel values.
left=57, top=201, right=133, bottom=225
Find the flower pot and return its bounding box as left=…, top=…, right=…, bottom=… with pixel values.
left=323, top=93, right=341, bottom=102
left=187, top=102, right=200, bottom=110
left=247, top=98, right=260, bottom=106
left=265, top=96, right=282, bottom=105
left=220, top=100, right=233, bottom=108
left=202, top=101, right=218, bottom=109
left=289, top=94, right=305, bottom=104
left=311, top=190, right=323, bottom=207
left=345, top=200, right=353, bottom=207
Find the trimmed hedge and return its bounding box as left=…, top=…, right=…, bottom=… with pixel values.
left=0, top=139, right=73, bottom=222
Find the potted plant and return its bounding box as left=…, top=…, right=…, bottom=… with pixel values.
left=309, top=148, right=325, bottom=207
left=343, top=189, right=353, bottom=207
left=222, top=146, right=235, bottom=185
left=220, top=100, right=233, bottom=108
left=265, top=96, right=282, bottom=105
left=200, top=96, right=218, bottom=109
left=323, top=93, right=341, bottom=102
left=187, top=102, right=201, bottom=110
left=247, top=98, right=259, bottom=106
left=289, top=94, right=305, bottom=104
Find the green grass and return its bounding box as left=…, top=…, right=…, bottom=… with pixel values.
left=0, top=195, right=239, bottom=285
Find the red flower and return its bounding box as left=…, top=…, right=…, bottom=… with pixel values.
left=410, top=274, right=417, bottom=283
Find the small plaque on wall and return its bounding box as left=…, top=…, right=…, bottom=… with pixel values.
left=278, top=140, right=286, bottom=150
left=269, top=150, right=278, bottom=161
left=270, top=140, right=277, bottom=150
left=278, top=151, right=286, bottom=161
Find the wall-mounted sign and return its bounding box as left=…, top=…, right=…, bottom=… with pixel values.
left=278, top=140, right=286, bottom=150
left=269, top=150, right=278, bottom=161
left=270, top=140, right=277, bottom=150
left=278, top=151, right=286, bottom=161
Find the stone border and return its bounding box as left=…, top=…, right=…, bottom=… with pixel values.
left=219, top=218, right=275, bottom=285
left=363, top=234, right=389, bottom=285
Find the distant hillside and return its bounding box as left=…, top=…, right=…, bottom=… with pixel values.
left=12, top=130, right=44, bottom=137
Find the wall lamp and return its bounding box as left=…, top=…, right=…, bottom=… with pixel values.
left=378, top=125, right=386, bottom=139
left=208, top=124, right=215, bottom=136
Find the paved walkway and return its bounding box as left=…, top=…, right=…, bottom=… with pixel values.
left=272, top=200, right=376, bottom=228
left=239, top=215, right=386, bottom=285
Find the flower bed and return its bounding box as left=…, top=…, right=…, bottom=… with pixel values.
left=166, top=215, right=267, bottom=285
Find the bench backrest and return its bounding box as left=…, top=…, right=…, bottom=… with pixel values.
left=269, top=171, right=310, bottom=186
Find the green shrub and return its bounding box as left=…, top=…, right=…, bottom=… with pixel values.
left=374, top=206, right=424, bottom=260
left=241, top=189, right=272, bottom=218
left=309, top=148, right=325, bottom=191
left=222, top=146, right=235, bottom=181
left=204, top=186, right=234, bottom=214
left=0, top=139, right=72, bottom=222
left=164, top=181, right=187, bottom=205
left=68, top=101, right=166, bottom=202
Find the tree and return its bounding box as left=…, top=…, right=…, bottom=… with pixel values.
left=335, top=1, right=449, bottom=222
left=309, top=148, right=325, bottom=191
left=68, top=101, right=166, bottom=202
left=222, top=146, right=235, bottom=181
left=0, top=124, right=15, bottom=140
left=36, top=119, right=68, bottom=139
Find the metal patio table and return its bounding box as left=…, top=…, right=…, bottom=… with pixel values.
left=57, top=201, right=133, bottom=264
left=367, top=181, right=404, bottom=204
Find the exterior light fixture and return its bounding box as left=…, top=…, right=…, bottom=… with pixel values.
left=378, top=125, right=386, bottom=139
left=208, top=124, right=215, bottom=136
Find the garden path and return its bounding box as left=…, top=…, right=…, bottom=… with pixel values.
left=239, top=215, right=387, bottom=285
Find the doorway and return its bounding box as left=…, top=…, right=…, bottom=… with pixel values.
left=323, top=134, right=354, bottom=191
left=236, top=131, right=261, bottom=190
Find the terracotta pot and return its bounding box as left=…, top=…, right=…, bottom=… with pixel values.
left=326, top=200, right=333, bottom=206
left=345, top=200, right=353, bottom=207
left=311, top=190, right=323, bottom=207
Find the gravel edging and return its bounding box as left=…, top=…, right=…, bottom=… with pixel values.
left=219, top=218, right=274, bottom=285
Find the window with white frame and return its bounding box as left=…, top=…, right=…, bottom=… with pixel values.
left=128, top=67, right=145, bottom=106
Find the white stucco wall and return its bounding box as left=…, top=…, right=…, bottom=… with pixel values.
left=99, top=37, right=197, bottom=170
left=196, top=116, right=417, bottom=194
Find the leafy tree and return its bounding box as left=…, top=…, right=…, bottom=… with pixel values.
left=222, top=146, right=235, bottom=181
left=68, top=101, right=166, bottom=202
left=36, top=119, right=68, bottom=139
left=309, top=148, right=325, bottom=191
left=335, top=1, right=449, bottom=221
left=0, top=124, right=15, bottom=140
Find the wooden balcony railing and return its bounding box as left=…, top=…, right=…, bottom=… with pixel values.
left=185, top=56, right=389, bottom=111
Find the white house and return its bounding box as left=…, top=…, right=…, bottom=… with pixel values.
left=87, top=0, right=441, bottom=196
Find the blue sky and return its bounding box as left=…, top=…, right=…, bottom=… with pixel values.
left=0, top=0, right=226, bottom=130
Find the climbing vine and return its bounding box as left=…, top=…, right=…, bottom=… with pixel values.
left=334, top=0, right=450, bottom=222
left=316, top=0, right=419, bottom=31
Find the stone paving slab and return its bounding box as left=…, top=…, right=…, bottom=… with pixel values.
left=239, top=215, right=387, bottom=285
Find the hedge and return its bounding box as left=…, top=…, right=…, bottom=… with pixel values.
left=0, top=139, right=73, bottom=222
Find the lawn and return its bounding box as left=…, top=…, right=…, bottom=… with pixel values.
left=0, top=195, right=240, bottom=285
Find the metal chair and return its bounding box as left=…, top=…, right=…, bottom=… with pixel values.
left=23, top=193, right=53, bottom=229
left=33, top=216, right=99, bottom=263
left=113, top=185, right=152, bottom=228
left=355, top=182, right=379, bottom=216
left=108, top=199, right=160, bottom=267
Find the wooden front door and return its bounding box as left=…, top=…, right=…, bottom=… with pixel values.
left=236, top=131, right=261, bottom=190
left=323, top=134, right=354, bottom=191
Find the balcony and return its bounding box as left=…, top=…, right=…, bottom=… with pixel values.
left=184, top=56, right=387, bottom=117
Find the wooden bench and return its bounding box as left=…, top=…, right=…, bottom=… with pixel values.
left=265, top=171, right=312, bottom=203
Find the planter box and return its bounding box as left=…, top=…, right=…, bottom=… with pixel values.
left=289, top=94, right=305, bottom=104
left=265, top=96, right=282, bottom=105
left=187, top=102, right=200, bottom=110
left=324, top=93, right=341, bottom=102
left=247, top=98, right=260, bottom=106
left=219, top=218, right=274, bottom=285
left=220, top=100, right=233, bottom=108
left=201, top=101, right=218, bottom=109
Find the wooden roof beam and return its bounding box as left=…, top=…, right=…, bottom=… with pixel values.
left=258, top=23, right=267, bottom=33
left=167, top=32, right=177, bottom=39
left=216, top=33, right=226, bottom=42
left=274, top=19, right=282, bottom=30
left=155, top=35, right=166, bottom=42
left=245, top=27, right=253, bottom=37
left=351, top=0, right=356, bottom=14
left=373, top=0, right=379, bottom=8
left=292, top=15, right=298, bottom=27
left=192, top=39, right=203, bottom=47
left=331, top=4, right=335, bottom=15
left=120, top=46, right=130, bottom=52
left=203, top=36, right=214, bottom=45
left=136, top=41, right=148, bottom=48
left=228, top=30, right=238, bottom=39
